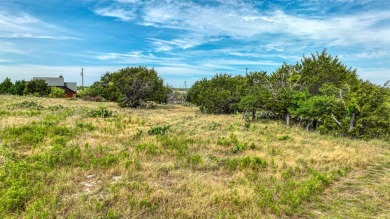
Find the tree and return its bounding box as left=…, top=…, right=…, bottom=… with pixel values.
left=115, top=67, right=168, bottom=107
left=0, top=78, right=13, bottom=94
left=24, top=79, right=50, bottom=96
left=187, top=74, right=245, bottom=114
left=264, top=63, right=303, bottom=126
left=300, top=49, right=359, bottom=95
left=238, top=71, right=268, bottom=121
left=9, top=80, right=26, bottom=96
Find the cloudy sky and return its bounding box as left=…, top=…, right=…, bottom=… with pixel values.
left=0, top=0, right=389, bottom=87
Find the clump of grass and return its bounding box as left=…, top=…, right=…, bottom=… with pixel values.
left=217, top=134, right=238, bottom=146
left=13, top=101, right=44, bottom=110
left=76, top=121, right=95, bottom=131
left=158, top=135, right=194, bottom=155
left=277, top=135, right=291, bottom=141
left=133, top=129, right=143, bottom=140
left=148, top=125, right=170, bottom=135
left=208, top=122, right=221, bottom=130
left=135, top=143, right=160, bottom=156
left=186, top=154, right=203, bottom=168
left=87, top=106, right=113, bottom=118
left=223, top=156, right=267, bottom=171
left=231, top=143, right=246, bottom=154
left=47, top=104, right=64, bottom=111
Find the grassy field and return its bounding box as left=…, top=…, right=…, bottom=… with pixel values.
left=0, top=95, right=389, bottom=218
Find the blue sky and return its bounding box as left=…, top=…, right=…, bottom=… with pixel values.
left=0, top=0, right=389, bottom=87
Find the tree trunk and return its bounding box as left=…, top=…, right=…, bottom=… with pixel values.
left=286, top=112, right=291, bottom=127
left=331, top=113, right=342, bottom=127
left=306, top=119, right=313, bottom=131
left=349, top=113, right=356, bottom=132
left=252, top=108, right=256, bottom=121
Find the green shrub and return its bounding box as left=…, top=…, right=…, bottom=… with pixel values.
left=148, top=125, right=170, bottom=135
left=49, top=87, right=65, bottom=98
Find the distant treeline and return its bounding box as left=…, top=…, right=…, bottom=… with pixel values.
left=187, top=49, right=390, bottom=139
left=0, top=78, right=65, bottom=98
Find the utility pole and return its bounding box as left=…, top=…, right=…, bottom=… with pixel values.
left=81, top=68, right=84, bottom=90
left=184, top=81, right=187, bottom=89
left=246, top=67, right=248, bottom=74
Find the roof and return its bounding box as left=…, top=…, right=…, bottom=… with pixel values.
left=32, top=76, right=77, bottom=92
left=33, top=77, right=64, bottom=87
left=64, top=82, right=77, bottom=92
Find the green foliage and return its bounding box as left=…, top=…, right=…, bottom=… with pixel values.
left=87, top=66, right=169, bottom=107
left=49, top=87, right=65, bottom=98
left=9, top=80, right=27, bottom=96
left=188, top=74, right=246, bottom=114
left=24, top=79, right=50, bottom=96
left=13, top=101, right=44, bottom=110
left=0, top=77, right=13, bottom=94
left=217, top=134, right=238, bottom=146
left=189, top=49, right=389, bottom=140
left=158, top=135, right=194, bottom=155
left=147, top=125, right=170, bottom=135
left=186, top=154, right=203, bottom=167
left=300, top=49, right=359, bottom=95
left=87, top=106, right=113, bottom=118
left=135, top=143, right=160, bottom=155
left=224, top=156, right=267, bottom=171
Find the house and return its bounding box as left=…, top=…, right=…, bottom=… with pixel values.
left=33, top=75, right=77, bottom=98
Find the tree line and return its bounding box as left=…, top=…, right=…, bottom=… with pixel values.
left=187, top=50, right=390, bottom=140
left=0, top=78, right=65, bottom=98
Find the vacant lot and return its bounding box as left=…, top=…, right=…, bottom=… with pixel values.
left=0, top=95, right=389, bottom=218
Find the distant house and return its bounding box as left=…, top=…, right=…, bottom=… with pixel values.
left=33, top=75, right=77, bottom=98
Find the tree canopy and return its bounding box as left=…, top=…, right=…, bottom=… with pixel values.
left=188, top=49, right=390, bottom=140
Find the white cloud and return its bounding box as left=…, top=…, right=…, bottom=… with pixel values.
left=0, top=10, right=77, bottom=40
left=94, top=1, right=390, bottom=50
left=356, top=67, right=390, bottom=85
left=94, top=7, right=135, bottom=21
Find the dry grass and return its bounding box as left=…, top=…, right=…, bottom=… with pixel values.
left=0, top=95, right=388, bottom=218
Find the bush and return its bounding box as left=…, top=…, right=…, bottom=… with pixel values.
left=49, top=87, right=65, bottom=98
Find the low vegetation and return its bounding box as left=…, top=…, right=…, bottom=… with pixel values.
left=0, top=95, right=389, bottom=218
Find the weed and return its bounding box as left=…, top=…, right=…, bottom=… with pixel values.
left=186, top=154, right=203, bottom=167
left=76, top=121, right=95, bottom=131
left=87, top=106, right=113, bottom=118
left=224, top=156, right=267, bottom=171
left=158, top=135, right=194, bottom=155
left=208, top=122, right=221, bottom=130
left=217, top=134, right=238, bottom=146
left=133, top=129, right=143, bottom=140
left=148, top=125, right=170, bottom=135
left=13, top=101, right=44, bottom=110
left=231, top=143, right=246, bottom=154
left=135, top=143, right=160, bottom=156
left=277, top=135, right=291, bottom=141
